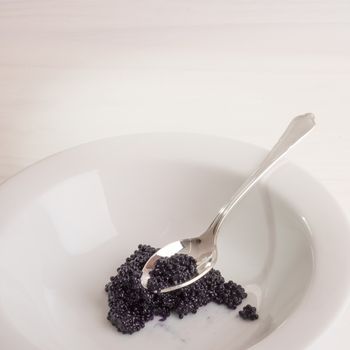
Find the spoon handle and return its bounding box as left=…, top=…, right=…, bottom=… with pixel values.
left=209, top=113, right=315, bottom=235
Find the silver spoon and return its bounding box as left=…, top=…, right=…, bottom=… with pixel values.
left=141, top=113, right=315, bottom=293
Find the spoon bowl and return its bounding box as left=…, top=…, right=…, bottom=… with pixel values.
left=141, top=231, right=218, bottom=292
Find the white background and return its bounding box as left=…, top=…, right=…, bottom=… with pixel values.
left=0, top=1, right=349, bottom=348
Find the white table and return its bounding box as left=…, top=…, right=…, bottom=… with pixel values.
left=1, top=1, right=349, bottom=348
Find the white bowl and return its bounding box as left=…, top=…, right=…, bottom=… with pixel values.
left=0, top=133, right=349, bottom=350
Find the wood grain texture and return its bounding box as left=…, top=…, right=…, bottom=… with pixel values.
left=0, top=1, right=350, bottom=348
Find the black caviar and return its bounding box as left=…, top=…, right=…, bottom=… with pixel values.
left=147, top=254, right=198, bottom=292
left=239, top=304, right=259, bottom=321
left=105, top=244, right=255, bottom=334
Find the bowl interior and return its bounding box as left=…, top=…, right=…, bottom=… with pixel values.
left=0, top=136, right=313, bottom=350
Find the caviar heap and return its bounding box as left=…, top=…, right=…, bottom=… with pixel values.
left=239, top=305, right=259, bottom=321
left=147, top=254, right=198, bottom=292
left=105, top=244, right=253, bottom=334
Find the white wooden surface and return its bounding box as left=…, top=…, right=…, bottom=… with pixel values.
left=1, top=1, right=350, bottom=348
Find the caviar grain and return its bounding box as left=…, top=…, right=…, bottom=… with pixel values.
left=105, top=244, right=250, bottom=334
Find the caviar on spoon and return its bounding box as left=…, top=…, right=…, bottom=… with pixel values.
left=141, top=114, right=315, bottom=293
